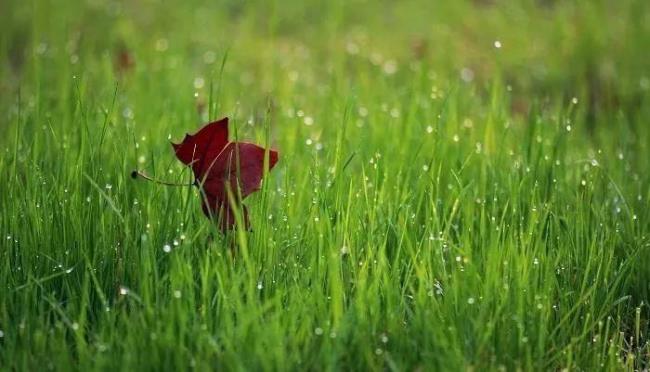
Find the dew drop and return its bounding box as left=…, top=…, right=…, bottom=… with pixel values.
left=460, top=68, right=474, bottom=82
left=193, top=77, right=205, bottom=89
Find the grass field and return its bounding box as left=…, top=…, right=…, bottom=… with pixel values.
left=1, top=0, right=650, bottom=370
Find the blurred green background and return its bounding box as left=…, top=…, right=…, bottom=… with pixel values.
left=2, top=0, right=649, bottom=123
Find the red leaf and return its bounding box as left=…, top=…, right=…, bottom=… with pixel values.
left=171, top=118, right=229, bottom=174
left=113, top=44, right=135, bottom=74
left=200, top=195, right=249, bottom=231
left=171, top=117, right=279, bottom=231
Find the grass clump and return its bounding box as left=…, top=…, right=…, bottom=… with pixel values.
left=1, top=0, right=649, bottom=370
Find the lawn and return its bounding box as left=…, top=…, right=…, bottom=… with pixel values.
left=1, top=0, right=649, bottom=370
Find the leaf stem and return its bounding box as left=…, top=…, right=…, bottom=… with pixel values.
left=131, top=170, right=195, bottom=187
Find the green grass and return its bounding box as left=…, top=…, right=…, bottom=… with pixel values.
left=1, top=0, right=649, bottom=370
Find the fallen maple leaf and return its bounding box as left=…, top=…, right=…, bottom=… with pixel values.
left=113, top=43, right=135, bottom=75
left=171, top=117, right=278, bottom=230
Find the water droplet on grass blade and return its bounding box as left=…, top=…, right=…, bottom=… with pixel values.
left=203, top=51, right=216, bottom=64
left=460, top=68, right=474, bottom=82
left=383, top=60, right=397, bottom=75
left=155, top=38, right=168, bottom=52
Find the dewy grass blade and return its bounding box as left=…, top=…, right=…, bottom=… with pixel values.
left=83, top=173, right=125, bottom=224
left=1, top=1, right=649, bottom=370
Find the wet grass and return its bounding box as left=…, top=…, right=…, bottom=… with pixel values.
left=1, top=0, right=649, bottom=370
